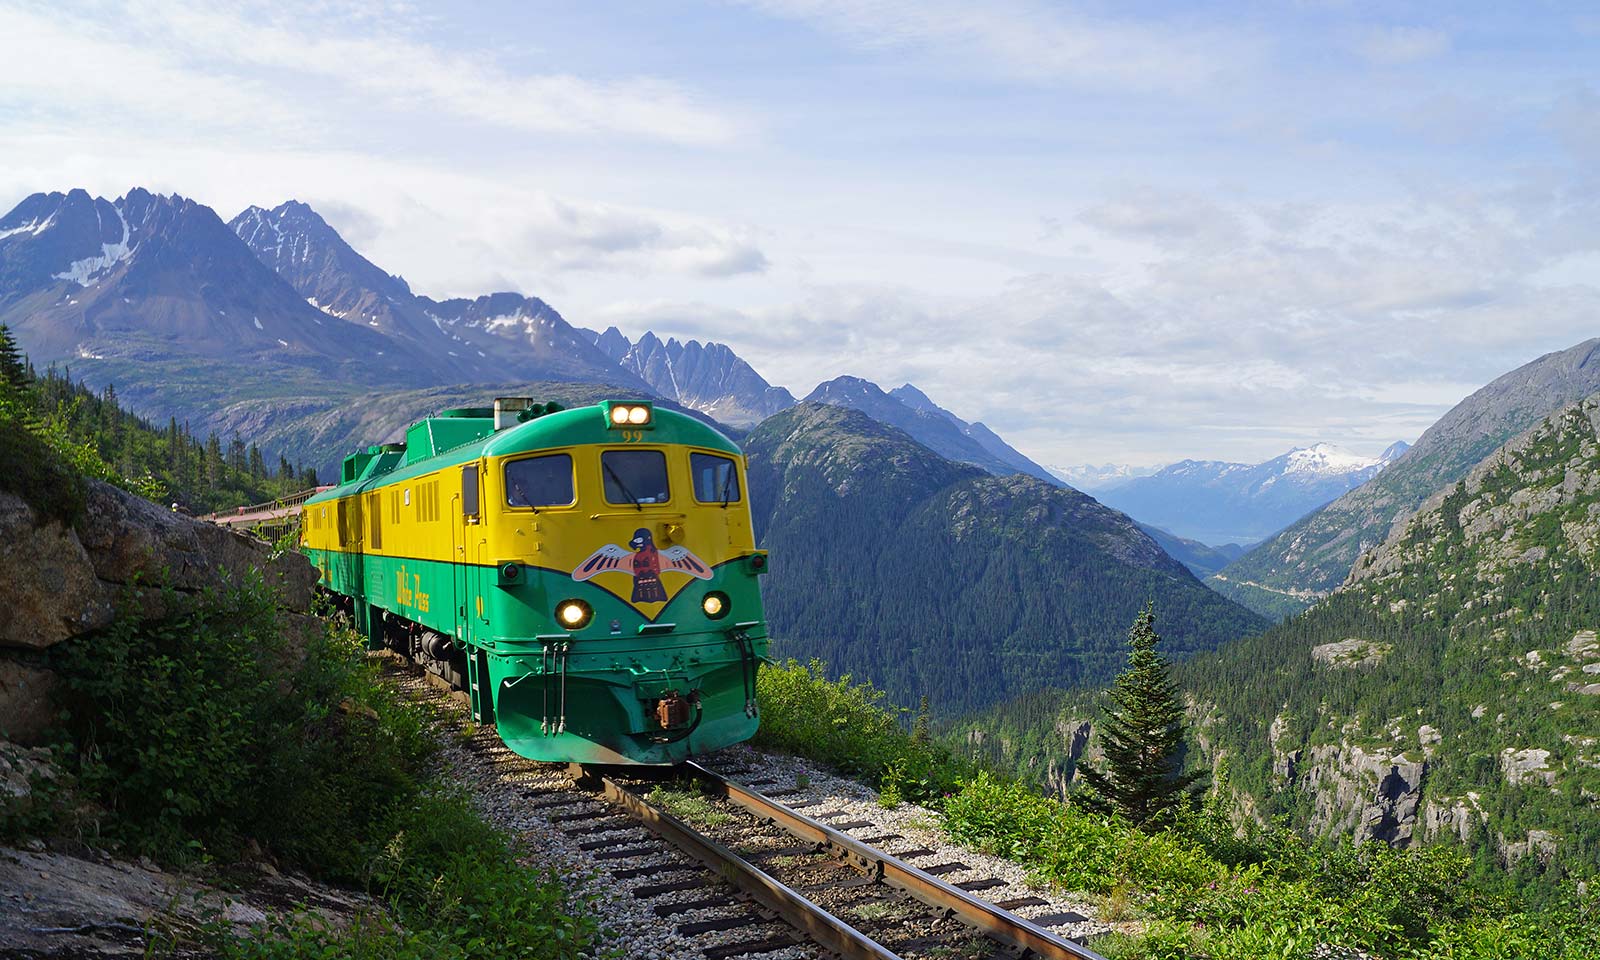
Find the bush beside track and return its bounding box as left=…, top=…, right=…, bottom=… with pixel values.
left=755, top=659, right=1600, bottom=960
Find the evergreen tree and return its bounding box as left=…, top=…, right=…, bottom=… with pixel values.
left=1076, top=604, right=1205, bottom=828
left=0, top=323, right=28, bottom=391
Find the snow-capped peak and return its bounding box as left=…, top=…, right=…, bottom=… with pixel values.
left=1280, top=442, right=1381, bottom=477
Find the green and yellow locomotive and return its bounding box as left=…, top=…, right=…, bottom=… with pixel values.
left=300, top=398, right=770, bottom=765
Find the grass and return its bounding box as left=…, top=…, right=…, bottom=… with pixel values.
left=753, top=658, right=973, bottom=804
left=648, top=783, right=734, bottom=828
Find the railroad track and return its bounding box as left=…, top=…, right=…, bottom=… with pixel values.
left=385, top=656, right=1109, bottom=959
left=585, top=763, right=1110, bottom=960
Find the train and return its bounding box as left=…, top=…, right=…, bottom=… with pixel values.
left=299, top=397, right=771, bottom=765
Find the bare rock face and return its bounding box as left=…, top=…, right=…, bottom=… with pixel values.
left=1304, top=743, right=1427, bottom=846
left=1310, top=638, right=1392, bottom=668
left=1498, top=829, right=1560, bottom=867
left=0, top=480, right=318, bottom=745
left=0, top=844, right=381, bottom=957
left=1499, top=747, right=1557, bottom=787
left=0, top=493, right=115, bottom=650
left=1422, top=792, right=1486, bottom=843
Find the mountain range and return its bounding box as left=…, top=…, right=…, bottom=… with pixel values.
left=1095, top=441, right=1410, bottom=547
left=1048, top=462, right=1160, bottom=491
left=1213, top=338, right=1600, bottom=619
left=231, top=200, right=642, bottom=390
left=1180, top=391, right=1600, bottom=867
left=2, top=188, right=1076, bottom=498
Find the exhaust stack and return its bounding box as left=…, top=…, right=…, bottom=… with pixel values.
left=494, top=397, right=534, bottom=431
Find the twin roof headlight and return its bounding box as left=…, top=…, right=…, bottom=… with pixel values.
left=608, top=403, right=653, bottom=427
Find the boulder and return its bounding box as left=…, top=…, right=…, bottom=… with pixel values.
left=0, top=492, right=114, bottom=650
left=76, top=482, right=316, bottom=610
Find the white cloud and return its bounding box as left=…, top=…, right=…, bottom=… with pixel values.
left=0, top=0, right=737, bottom=145
left=600, top=181, right=1600, bottom=466
left=740, top=0, right=1262, bottom=91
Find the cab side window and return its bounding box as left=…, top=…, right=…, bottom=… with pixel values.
left=691, top=452, right=741, bottom=503
left=505, top=454, right=575, bottom=508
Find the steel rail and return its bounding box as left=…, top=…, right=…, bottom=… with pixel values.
left=586, top=768, right=904, bottom=960
left=684, top=761, right=1111, bottom=960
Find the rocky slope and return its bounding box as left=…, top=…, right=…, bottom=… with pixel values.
left=744, top=403, right=1266, bottom=716
left=586, top=326, right=794, bottom=426
left=804, top=376, right=1057, bottom=482
left=1214, top=338, right=1600, bottom=617
left=1097, top=442, right=1407, bottom=547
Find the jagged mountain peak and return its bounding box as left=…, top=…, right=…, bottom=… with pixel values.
left=589, top=328, right=795, bottom=426
left=0, top=186, right=421, bottom=384
left=807, top=376, right=1058, bottom=484
left=1381, top=439, right=1412, bottom=463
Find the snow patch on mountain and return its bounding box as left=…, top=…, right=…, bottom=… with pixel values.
left=53, top=205, right=133, bottom=286
left=0, top=215, right=55, bottom=241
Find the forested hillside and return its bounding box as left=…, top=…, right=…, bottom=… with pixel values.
left=745, top=403, right=1266, bottom=716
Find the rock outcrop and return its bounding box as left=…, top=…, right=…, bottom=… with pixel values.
left=0, top=479, right=317, bottom=744
left=0, top=844, right=380, bottom=958
left=1302, top=743, right=1427, bottom=846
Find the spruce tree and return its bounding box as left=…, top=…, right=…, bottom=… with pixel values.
left=1076, top=604, right=1205, bottom=828
left=0, top=323, right=28, bottom=391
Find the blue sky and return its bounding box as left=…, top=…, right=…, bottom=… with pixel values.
left=2, top=1, right=1599, bottom=467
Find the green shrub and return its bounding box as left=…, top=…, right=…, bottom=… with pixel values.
left=50, top=577, right=431, bottom=867
left=754, top=659, right=972, bottom=802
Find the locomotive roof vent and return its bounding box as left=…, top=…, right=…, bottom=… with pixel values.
left=494, top=397, right=535, bottom=431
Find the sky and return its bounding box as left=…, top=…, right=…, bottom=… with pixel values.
left=3, top=0, right=1600, bottom=468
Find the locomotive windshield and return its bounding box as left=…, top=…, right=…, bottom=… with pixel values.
left=505, top=453, right=575, bottom=507
left=691, top=452, right=741, bottom=504
left=602, top=450, right=670, bottom=505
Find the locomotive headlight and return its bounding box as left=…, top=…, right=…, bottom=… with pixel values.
left=702, top=591, right=730, bottom=620
left=556, top=599, right=593, bottom=630
left=610, top=405, right=631, bottom=425
left=627, top=405, right=650, bottom=424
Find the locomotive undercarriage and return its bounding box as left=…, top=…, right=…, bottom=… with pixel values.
left=321, top=588, right=471, bottom=695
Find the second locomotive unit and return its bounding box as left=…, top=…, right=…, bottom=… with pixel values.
left=299, top=397, right=770, bottom=765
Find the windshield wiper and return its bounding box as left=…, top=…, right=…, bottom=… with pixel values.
left=719, top=465, right=736, bottom=507
left=604, top=462, right=642, bottom=511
